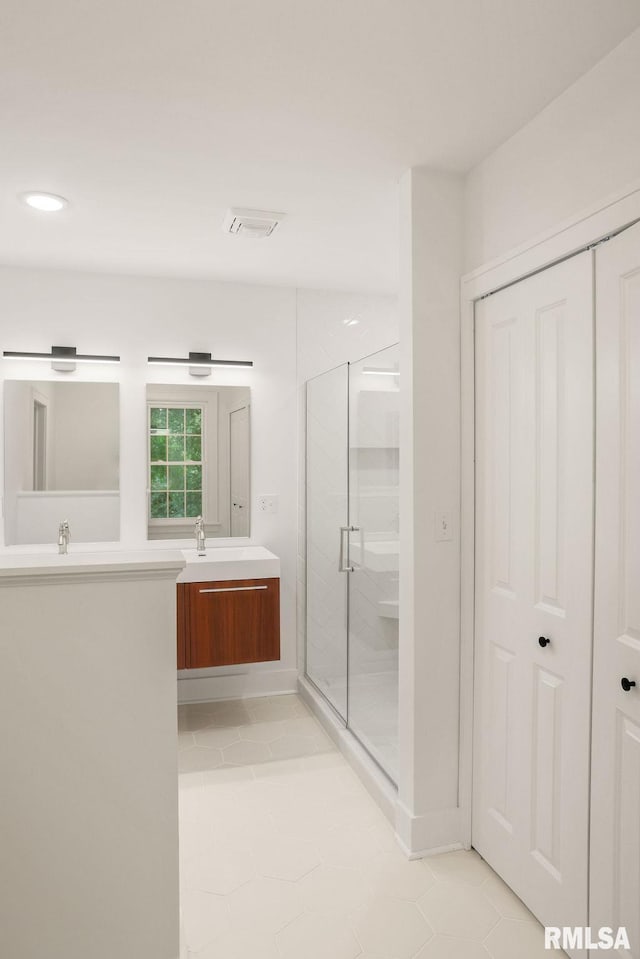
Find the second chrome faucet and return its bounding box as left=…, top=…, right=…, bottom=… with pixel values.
left=58, top=520, right=71, bottom=555
left=195, top=515, right=206, bottom=556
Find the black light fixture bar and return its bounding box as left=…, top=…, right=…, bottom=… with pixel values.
left=147, top=351, right=253, bottom=369
left=3, top=345, right=120, bottom=364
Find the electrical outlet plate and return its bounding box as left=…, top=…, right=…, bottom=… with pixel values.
left=257, top=495, right=278, bottom=514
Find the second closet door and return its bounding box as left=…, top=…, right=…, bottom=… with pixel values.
left=590, top=221, right=640, bottom=956
left=473, top=253, right=594, bottom=947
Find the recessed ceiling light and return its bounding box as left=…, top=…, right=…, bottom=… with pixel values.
left=343, top=317, right=360, bottom=327
left=21, top=192, right=69, bottom=213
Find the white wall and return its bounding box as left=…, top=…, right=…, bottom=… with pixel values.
left=398, top=168, right=464, bottom=854
left=3, top=380, right=32, bottom=543
left=464, top=26, right=640, bottom=271
left=15, top=491, right=120, bottom=544
left=0, top=565, right=181, bottom=959
left=0, top=265, right=298, bottom=701
left=52, top=382, right=119, bottom=489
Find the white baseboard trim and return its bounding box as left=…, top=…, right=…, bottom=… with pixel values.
left=395, top=799, right=469, bottom=858
left=177, top=667, right=298, bottom=703
left=298, top=675, right=469, bottom=859
left=395, top=835, right=465, bottom=860
left=297, top=675, right=398, bottom=827
left=179, top=907, right=187, bottom=959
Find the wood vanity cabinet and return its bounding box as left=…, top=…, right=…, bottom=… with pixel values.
left=177, top=577, right=280, bottom=669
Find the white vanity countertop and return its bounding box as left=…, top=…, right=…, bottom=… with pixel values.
left=0, top=548, right=186, bottom=582
left=0, top=543, right=280, bottom=584
left=177, top=545, right=280, bottom=583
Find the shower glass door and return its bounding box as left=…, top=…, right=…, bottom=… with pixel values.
left=305, top=346, right=399, bottom=780
left=305, top=364, right=349, bottom=720
left=347, top=345, right=400, bottom=780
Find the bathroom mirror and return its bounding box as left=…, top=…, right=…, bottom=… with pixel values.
left=146, top=384, right=250, bottom=539
left=3, top=380, right=120, bottom=545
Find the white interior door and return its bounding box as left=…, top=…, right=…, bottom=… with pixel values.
left=473, top=253, right=594, bottom=948
left=590, top=221, right=640, bottom=957
left=230, top=405, right=250, bottom=537
left=32, top=399, right=47, bottom=491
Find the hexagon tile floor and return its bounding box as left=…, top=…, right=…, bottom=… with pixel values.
left=178, top=693, right=566, bottom=959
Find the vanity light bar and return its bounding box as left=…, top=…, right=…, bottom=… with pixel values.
left=3, top=346, right=120, bottom=364
left=147, top=352, right=253, bottom=369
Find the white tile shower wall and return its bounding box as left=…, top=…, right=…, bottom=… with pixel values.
left=295, top=288, right=399, bottom=698
left=0, top=265, right=298, bottom=701
left=296, top=289, right=399, bottom=385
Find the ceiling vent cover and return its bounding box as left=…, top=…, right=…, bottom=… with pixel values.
left=223, top=208, right=284, bottom=238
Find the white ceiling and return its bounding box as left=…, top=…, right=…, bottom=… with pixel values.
left=2, top=1, right=640, bottom=293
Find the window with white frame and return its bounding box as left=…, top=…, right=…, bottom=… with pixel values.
left=146, top=383, right=250, bottom=540
left=148, top=404, right=205, bottom=522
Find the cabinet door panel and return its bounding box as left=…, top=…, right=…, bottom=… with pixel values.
left=187, top=578, right=280, bottom=668
left=177, top=584, right=188, bottom=670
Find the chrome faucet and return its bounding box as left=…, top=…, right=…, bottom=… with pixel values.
left=58, top=520, right=70, bottom=555
left=195, top=515, right=206, bottom=556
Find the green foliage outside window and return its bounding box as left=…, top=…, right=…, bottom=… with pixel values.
left=149, top=406, right=203, bottom=519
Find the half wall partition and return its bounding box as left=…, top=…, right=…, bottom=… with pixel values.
left=305, top=344, right=399, bottom=782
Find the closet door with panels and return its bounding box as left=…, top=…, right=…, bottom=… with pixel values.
left=473, top=253, right=594, bottom=946
left=591, top=221, right=640, bottom=956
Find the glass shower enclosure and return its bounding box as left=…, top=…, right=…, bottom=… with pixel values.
left=305, top=344, right=399, bottom=782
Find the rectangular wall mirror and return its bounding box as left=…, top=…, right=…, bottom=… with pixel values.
left=3, top=381, right=120, bottom=545
left=146, top=384, right=250, bottom=539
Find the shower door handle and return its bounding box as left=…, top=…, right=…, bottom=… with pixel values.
left=338, top=525, right=361, bottom=573
left=339, top=526, right=352, bottom=572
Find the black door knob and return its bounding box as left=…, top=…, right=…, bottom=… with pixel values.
left=621, top=677, right=637, bottom=692
left=538, top=636, right=551, bottom=648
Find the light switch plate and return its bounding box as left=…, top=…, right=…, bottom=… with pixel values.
left=435, top=510, right=453, bottom=542
left=257, top=495, right=278, bottom=514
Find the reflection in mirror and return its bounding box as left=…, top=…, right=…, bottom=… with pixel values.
left=3, top=381, right=120, bottom=545
left=146, top=384, right=250, bottom=540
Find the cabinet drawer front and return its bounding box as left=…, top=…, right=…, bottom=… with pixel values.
left=186, top=577, right=280, bottom=668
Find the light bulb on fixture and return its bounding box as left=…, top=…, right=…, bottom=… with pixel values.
left=362, top=367, right=399, bottom=376
left=21, top=192, right=69, bottom=213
